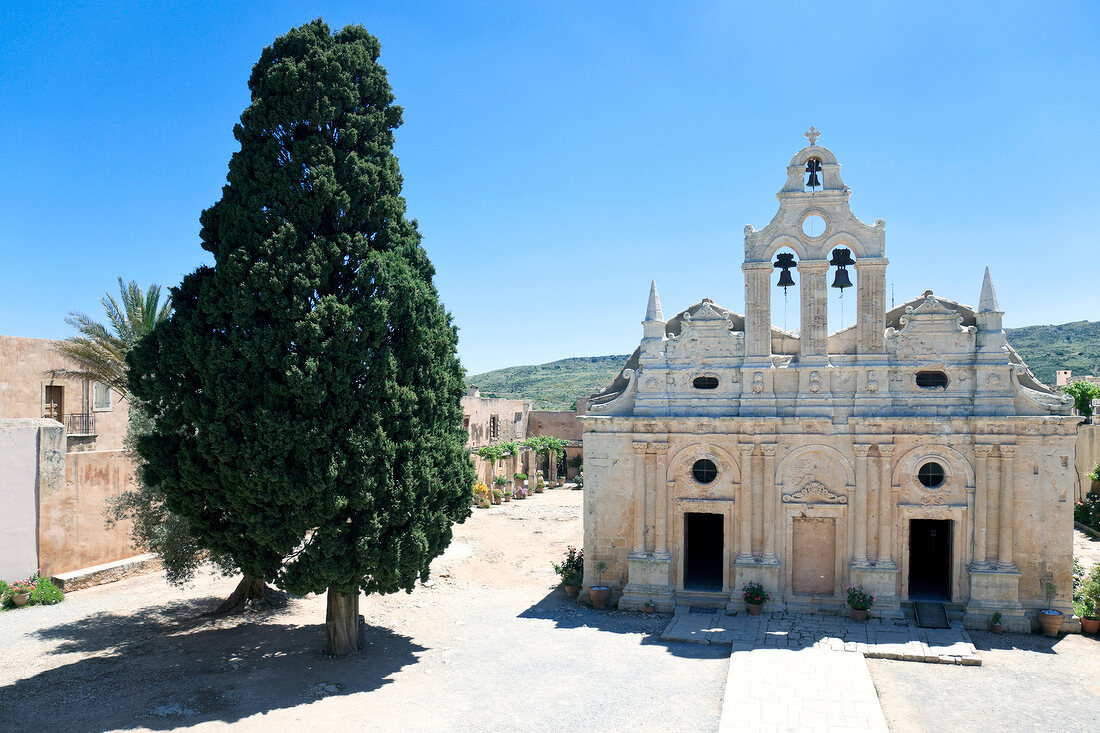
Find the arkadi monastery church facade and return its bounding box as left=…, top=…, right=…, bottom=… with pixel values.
left=580, top=132, right=1078, bottom=632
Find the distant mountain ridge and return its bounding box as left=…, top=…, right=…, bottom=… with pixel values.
left=467, top=321, right=1100, bottom=410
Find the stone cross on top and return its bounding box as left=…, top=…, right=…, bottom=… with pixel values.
left=804, top=126, right=820, bottom=146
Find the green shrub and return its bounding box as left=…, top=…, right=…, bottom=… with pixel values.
left=1075, top=494, right=1100, bottom=531
left=30, top=577, right=65, bottom=606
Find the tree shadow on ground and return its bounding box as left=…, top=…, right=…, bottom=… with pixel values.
left=518, top=586, right=725, bottom=660
left=969, top=629, right=1078, bottom=654
left=4, top=597, right=425, bottom=731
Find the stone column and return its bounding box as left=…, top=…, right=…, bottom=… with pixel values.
left=654, top=444, right=669, bottom=556
left=855, top=259, right=887, bottom=354
left=973, top=445, right=993, bottom=568
left=852, top=444, right=872, bottom=567
left=997, top=445, right=1016, bottom=570
left=631, top=442, right=648, bottom=556
left=549, top=449, right=558, bottom=485
left=761, top=444, right=778, bottom=563
left=798, top=260, right=830, bottom=359
left=877, top=444, right=895, bottom=566
left=986, top=446, right=1001, bottom=564
left=743, top=262, right=773, bottom=357
left=738, top=443, right=755, bottom=561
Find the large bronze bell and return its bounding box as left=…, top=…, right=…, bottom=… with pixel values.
left=805, top=158, right=822, bottom=189
left=831, top=268, right=852, bottom=290
left=774, top=252, right=797, bottom=290
left=829, top=247, right=855, bottom=290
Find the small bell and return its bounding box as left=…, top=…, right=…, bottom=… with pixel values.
left=805, top=158, right=822, bottom=189
left=777, top=269, right=795, bottom=288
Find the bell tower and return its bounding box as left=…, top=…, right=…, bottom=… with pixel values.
left=743, top=131, right=888, bottom=363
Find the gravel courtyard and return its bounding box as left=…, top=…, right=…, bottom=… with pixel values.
left=0, top=489, right=728, bottom=732
left=3, top=490, right=1100, bottom=732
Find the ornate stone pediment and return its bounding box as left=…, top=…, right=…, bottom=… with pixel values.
left=897, top=296, right=973, bottom=334
left=782, top=480, right=848, bottom=504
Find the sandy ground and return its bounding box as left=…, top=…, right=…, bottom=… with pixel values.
left=0, top=489, right=729, bottom=732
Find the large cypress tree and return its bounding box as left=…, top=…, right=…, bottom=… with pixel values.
left=129, top=20, right=473, bottom=655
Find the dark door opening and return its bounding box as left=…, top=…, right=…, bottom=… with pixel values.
left=684, top=512, right=723, bottom=591
left=909, top=519, right=952, bottom=600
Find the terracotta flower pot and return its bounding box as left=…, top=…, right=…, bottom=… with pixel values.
left=12, top=593, right=30, bottom=607
left=564, top=585, right=580, bottom=598
left=851, top=608, right=869, bottom=622
left=590, top=586, right=611, bottom=610
left=990, top=623, right=1003, bottom=634
left=1081, top=617, right=1100, bottom=634
left=1038, top=610, right=1064, bottom=637
left=746, top=602, right=763, bottom=616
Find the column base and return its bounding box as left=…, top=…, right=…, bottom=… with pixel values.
left=964, top=567, right=1026, bottom=632
left=729, top=557, right=782, bottom=614
left=619, top=553, right=674, bottom=612
left=850, top=564, right=902, bottom=617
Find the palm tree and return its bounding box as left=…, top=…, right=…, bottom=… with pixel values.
left=51, top=277, right=171, bottom=396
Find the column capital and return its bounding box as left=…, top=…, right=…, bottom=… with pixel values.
left=739, top=443, right=756, bottom=456
left=760, top=443, right=778, bottom=457
left=876, top=443, right=895, bottom=457
left=632, top=442, right=649, bottom=455
left=652, top=442, right=668, bottom=455
left=853, top=443, right=873, bottom=457
left=742, top=260, right=774, bottom=272
left=974, top=444, right=995, bottom=458
left=853, top=257, right=888, bottom=269
left=999, top=445, right=1017, bottom=458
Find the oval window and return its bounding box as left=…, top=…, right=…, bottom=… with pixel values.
left=916, top=371, right=949, bottom=389
left=917, top=462, right=945, bottom=488
left=693, top=376, right=719, bottom=390
left=692, top=459, right=718, bottom=484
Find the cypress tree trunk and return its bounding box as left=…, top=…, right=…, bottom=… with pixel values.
left=216, top=574, right=280, bottom=613
left=324, top=589, right=360, bottom=656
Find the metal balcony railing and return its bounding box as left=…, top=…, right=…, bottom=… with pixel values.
left=65, top=413, right=96, bottom=435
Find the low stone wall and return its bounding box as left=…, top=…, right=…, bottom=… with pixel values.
left=0, top=419, right=64, bottom=580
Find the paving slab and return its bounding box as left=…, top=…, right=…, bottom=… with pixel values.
left=663, top=610, right=981, bottom=665
left=719, top=646, right=889, bottom=733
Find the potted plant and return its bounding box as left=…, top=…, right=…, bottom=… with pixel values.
left=472, top=480, right=490, bottom=507
left=990, top=611, right=1004, bottom=633
left=10, top=576, right=36, bottom=607
left=514, top=472, right=527, bottom=486
left=553, top=546, right=584, bottom=598
left=502, top=487, right=512, bottom=502
left=643, top=599, right=657, bottom=614
left=514, top=485, right=528, bottom=500
left=1079, top=565, right=1100, bottom=634
left=846, top=584, right=875, bottom=621
left=742, top=581, right=768, bottom=616
left=491, top=487, right=503, bottom=505
left=589, top=561, right=611, bottom=610
left=1038, top=580, right=1064, bottom=637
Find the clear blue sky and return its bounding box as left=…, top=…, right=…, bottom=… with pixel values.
left=2, top=2, right=1097, bottom=375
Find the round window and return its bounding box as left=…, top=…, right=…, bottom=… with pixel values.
left=692, top=459, right=718, bottom=484
left=917, top=462, right=945, bottom=488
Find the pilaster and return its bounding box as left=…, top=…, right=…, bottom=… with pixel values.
left=876, top=444, right=896, bottom=568
left=630, top=442, right=648, bottom=556
left=851, top=444, right=872, bottom=568
left=971, top=444, right=993, bottom=570
left=760, top=444, right=779, bottom=563
left=737, top=443, right=755, bottom=561
left=797, top=260, right=829, bottom=360
left=997, top=445, right=1017, bottom=571
left=855, top=258, right=887, bottom=354
left=743, top=261, right=773, bottom=357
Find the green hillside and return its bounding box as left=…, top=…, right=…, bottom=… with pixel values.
left=468, top=355, right=630, bottom=410
left=469, top=321, right=1100, bottom=410
left=1006, top=321, right=1100, bottom=386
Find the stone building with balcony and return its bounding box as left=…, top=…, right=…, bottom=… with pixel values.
left=0, top=334, right=140, bottom=583
left=581, top=134, right=1078, bottom=632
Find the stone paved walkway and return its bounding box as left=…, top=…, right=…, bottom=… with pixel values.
left=669, top=610, right=979, bottom=732
left=662, top=609, right=980, bottom=664
left=719, top=646, right=889, bottom=733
